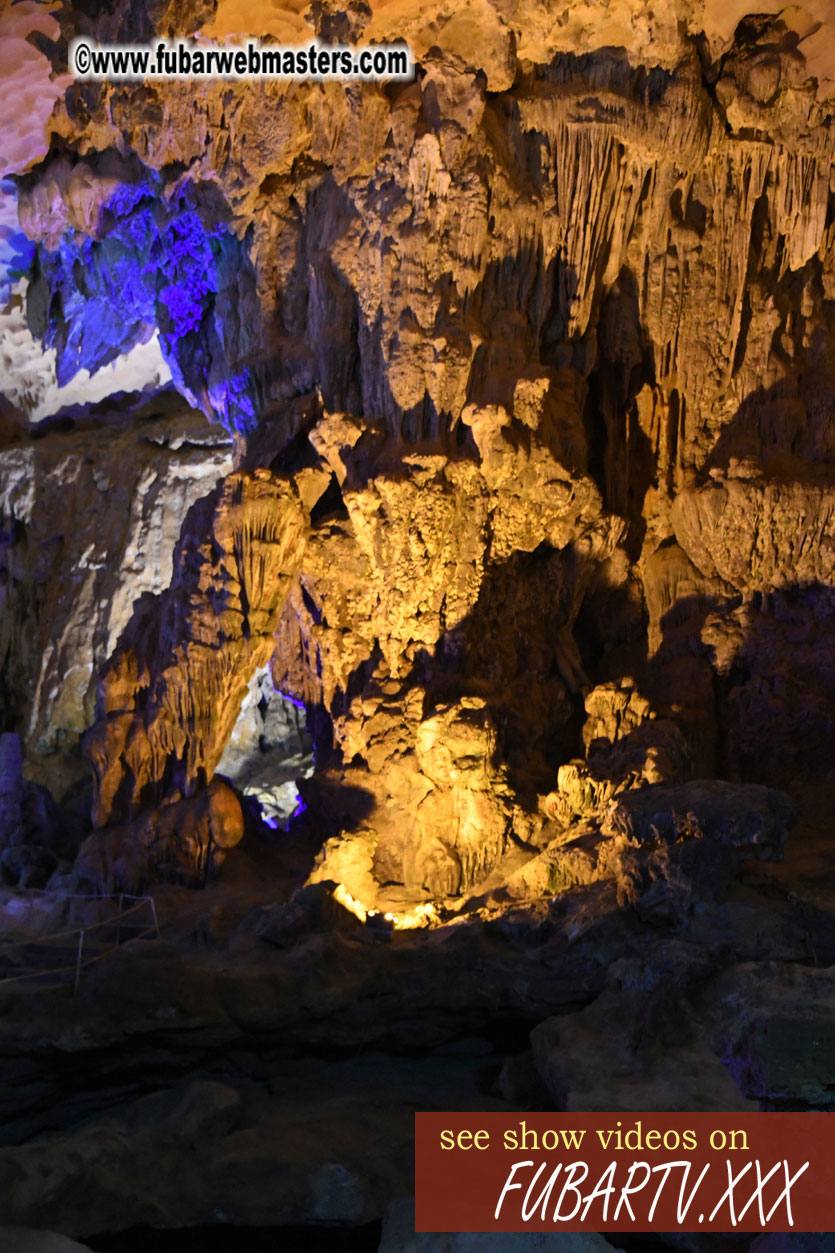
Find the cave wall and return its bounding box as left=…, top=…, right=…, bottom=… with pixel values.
left=1, top=0, right=834, bottom=900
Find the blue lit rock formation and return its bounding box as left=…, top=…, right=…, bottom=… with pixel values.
left=22, top=166, right=261, bottom=433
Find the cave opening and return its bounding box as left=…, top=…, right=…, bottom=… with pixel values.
left=215, top=667, right=314, bottom=830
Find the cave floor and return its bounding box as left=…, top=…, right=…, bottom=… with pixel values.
left=0, top=783, right=833, bottom=1244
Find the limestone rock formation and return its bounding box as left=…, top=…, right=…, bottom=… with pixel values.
left=0, top=0, right=833, bottom=992
left=85, top=467, right=307, bottom=828
left=215, top=665, right=313, bottom=827
left=1, top=3, right=835, bottom=1248
left=74, top=774, right=244, bottom=893
left=0, top=397, right=233, bottom=799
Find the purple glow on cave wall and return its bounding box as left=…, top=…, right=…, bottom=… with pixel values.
left=0, top=178, right=35, bottom=302
left=208, top=370, right=257, bottom=430
left=276, top=689, right=307, bottom=712
left=25, top=172, right=261, bottom=434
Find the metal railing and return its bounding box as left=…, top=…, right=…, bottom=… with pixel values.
left=0, top=891, right=160, bottom=994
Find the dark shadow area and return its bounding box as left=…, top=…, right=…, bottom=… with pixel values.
left=707, top=222, right=835, bottom=472
left=579, top=573, right=835, bottom=789
left=525, top=46, right=676, bottom=101
left=586, top=266, right=659, bottom=557
left=86, top=1221, right=383, bottom=1252
left=424, top=540, right=591, bottom=801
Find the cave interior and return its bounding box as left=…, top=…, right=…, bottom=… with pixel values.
left=0, top=0, right=834, bottom=1249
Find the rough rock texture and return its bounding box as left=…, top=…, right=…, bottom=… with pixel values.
left=0, top=280, right=171, bottom=424
left=85, top=467, right=306, bottom=828
left=0, top=792, right=831, bottom=1240
left=215, top=665, right=314, bottom=827
left=0, top=395, right=232, bottom=798
left=2, top=0, right=826, bottom=895
left=74, top=774, right=245, bottom=892
left=0, top=2, right=70, bottom=180
left=0, top=3, right=834, bottom=1249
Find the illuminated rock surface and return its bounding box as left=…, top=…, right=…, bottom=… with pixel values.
left=18, top=0, right=828, bottom=895
left=0, top=394, right=233, bottom=796
left=0, top=0, right=834, bottom=1247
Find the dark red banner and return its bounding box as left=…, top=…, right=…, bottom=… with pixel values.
left=415, top=1113, right=834, bottom=1233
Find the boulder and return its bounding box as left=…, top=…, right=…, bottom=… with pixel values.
left=73, top=776, right=245, bottom=893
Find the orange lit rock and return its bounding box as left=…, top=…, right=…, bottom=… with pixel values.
left=4, top=0, right=834, bottom=898
left=75, top=776, right=244, bottom=893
